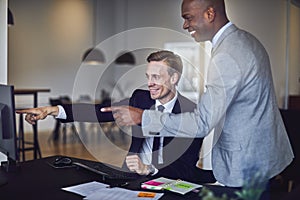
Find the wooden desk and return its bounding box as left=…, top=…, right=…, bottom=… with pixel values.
left=14, top=89, right=51, bottom=107
left=14, top=88, right=50, bottom=160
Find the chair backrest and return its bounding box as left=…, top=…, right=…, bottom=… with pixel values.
left=49, top=96, right=71, bottom=106
left=49, top=98, right=61, bottom=106
left=59, top=96, right=71, bottom=104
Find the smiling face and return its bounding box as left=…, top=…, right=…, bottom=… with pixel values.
left=181, top=0, right=215, bottom=42
left=146, top=61, right=178, bottom=104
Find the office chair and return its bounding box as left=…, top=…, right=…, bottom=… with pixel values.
left=17, top=111, right=42, bottom=161
left=279, top=109, right=300, bottom=192
left=49, top=96, right=78, bottom=143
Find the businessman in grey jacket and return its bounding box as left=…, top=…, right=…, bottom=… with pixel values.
left=103, top=0, right=294, bottom=187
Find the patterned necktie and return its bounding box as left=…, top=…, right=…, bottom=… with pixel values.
left=157, top=105, right=165, bottom=112
left=152, top=105, right=165, bottom=166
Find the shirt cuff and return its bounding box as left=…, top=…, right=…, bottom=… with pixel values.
left=148, top=164, right=159, bottom=176
left=142, top=110, right=165, bottom=137
left=55, top=105, right=67, bottom=119
left=151, top=168, right=159, bottom=176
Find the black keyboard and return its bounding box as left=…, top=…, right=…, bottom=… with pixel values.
left=73, top=161, right=144, bottom=180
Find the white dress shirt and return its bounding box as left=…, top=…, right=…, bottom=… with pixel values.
left=139, top=92, right=178, bottom=170
left=211, top=21, right=233, bottom=48
left=56, top=105, right=67, bottom=119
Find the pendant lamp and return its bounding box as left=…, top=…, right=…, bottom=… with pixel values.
left=82, top=47, right=105, bottom=65
left=115, top=51, right=135, bottom=65
left=292, top=0, right=300, bottom=7
left=8, top=8, right=14, bottom=26
left=82, top=0, right=105, bottom=65
left=114, top=0, right=135, bottom=65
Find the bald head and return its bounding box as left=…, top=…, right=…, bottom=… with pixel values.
left=181, top=0, right=228, bottom=42
left=185, top=0, right=225, bottom=10
left=183, top=0, right=227, bottom=21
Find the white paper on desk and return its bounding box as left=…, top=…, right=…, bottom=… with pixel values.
left=62, top=181, right=109, bottom=197
left=84, top=187, right=164, bottom=200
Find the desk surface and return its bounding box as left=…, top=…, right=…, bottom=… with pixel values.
left=0, top=156, right=239, bottom=200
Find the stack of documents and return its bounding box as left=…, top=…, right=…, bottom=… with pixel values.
left=62, top=181, right=164, bottom=200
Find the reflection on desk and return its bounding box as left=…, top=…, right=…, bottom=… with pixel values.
left=0, top=155, right=241, bottom=200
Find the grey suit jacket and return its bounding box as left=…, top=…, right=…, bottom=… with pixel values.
left=141, top=24, right=294, bottom=187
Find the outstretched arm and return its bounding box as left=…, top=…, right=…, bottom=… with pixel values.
left=101, top=105, right=144, bottom=126
left=16, top=106, right=59, bottom=125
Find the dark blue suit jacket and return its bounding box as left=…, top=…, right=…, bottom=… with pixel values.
left=60, top=89, right=215, bottom=183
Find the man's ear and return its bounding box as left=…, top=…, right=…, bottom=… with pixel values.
left=205, top=6, right=216, bottom=23
left=171, top=73, right=179, bottom=85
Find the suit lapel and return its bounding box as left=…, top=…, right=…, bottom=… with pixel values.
left=172, top=96, right=181, bottom=114
left=212, top=24, right=238, bottom=55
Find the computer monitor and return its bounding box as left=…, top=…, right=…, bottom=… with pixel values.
left=0, top=84, right=18, bottom=186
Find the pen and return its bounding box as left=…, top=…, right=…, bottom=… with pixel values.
left=107, top=182, right=129, bottom=188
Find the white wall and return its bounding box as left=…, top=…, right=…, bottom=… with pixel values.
left=7, top=0, right=300, bottom=132
left=289, top=4, right=300, bottom=94
left=226, top=0, right=300, bottom=106
left=8, top=0, right=94, bottom=130
left=0, top=0, right=7, bottom=84
left=8, top=0, right=92, bottom=99
left=0, top=0, right=7, bottom=163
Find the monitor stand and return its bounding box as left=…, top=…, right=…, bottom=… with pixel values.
left=1, top=158, right=19, bottom=172
left=0, top=158, right=18, bottom=187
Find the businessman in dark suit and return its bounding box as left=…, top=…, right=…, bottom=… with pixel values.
left=18, top=50, right=215, bottom=183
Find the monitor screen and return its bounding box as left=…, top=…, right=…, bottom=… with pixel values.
left=0, top=84, right=18, bottom=165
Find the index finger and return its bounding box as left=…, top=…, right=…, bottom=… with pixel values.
left=100, top=106, right=123, bottom=112
left=16, top=109, right=36, bottom=114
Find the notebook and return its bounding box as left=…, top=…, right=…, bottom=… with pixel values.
left=141, top=177, right=202, bottom=195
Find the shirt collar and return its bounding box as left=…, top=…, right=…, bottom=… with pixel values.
left=212, top=21, right=233, bottom=48
left=155, top=91, right=178, bottom=113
